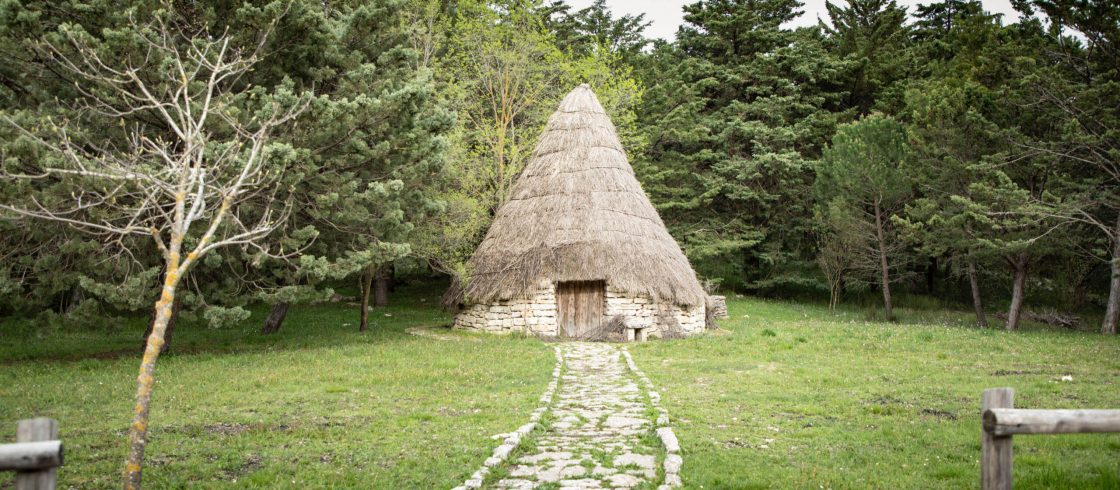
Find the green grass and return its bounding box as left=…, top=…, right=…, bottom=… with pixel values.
left=630, top=296, right=1120, bottom=489
left=1, top=285, right=1118, bottom=488
left=0, top=282, right=554, bottom=488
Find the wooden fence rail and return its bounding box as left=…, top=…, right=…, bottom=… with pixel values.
left=981, top=388, right=1120, bottom=490
left=0, top=418, right=63, bottom=490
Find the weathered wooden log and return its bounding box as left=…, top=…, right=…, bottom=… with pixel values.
left=984, top=408, right=1120, bottom=436
left=981, top=388, right=1013, bottom=490
left=13, top=417, right=61, bottom=490
left=0, top=441, right=63, bottom=471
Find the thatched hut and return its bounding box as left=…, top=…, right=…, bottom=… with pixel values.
left=445, top=84, right=706, bottom=339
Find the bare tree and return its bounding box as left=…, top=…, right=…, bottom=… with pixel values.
left=817, top=200, right=914, bottom=315
left=816, top=224, right=856, bottom=312
left=0, top=15, right=307, bottom=489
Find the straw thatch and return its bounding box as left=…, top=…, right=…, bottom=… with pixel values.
left=445, top=84, right=706, bottom=308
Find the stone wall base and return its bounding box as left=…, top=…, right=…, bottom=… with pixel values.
left=453, top=282, right=706, bottom=339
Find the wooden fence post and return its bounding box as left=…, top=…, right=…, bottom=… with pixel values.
left=15, top=418, right=59, bottom=490
left=982, top=388, right=1014, bottom=490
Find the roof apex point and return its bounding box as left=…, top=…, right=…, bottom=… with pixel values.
left=578, top=83, right=590, bottom=89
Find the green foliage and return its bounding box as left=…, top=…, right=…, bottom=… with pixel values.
left=541, top=0, right=651, bottom=58
left=814, top=114, right=912, bottom=288
left=822, top=0, right=912, bottom=114
left=638, top=0, right=845, bottom=290
left=419, top=0, right=646, bottom=279
left=896, top=76, right=1003, bottom=268
left=816, top=114, right=910, bottom=208
left=0, top=0, right=452, bottom=323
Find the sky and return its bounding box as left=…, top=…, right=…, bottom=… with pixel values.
left=564, top=0, right=1024, bottom=41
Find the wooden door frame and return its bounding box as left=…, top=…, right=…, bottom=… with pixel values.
left=556, top=280, right=605, bottom=339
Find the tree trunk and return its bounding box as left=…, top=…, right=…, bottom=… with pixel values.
left=63, top=285, right=84, bottom=314
left=373, top=266, right=390, bottom=307
left=261, top=302, right=290, bottom=335
left=967, top=256, right=988, bottom=328
left=142, top=295, right=181, bottom=354
left=125, top=260, right=182, bottom=489
left=1102, top=215, right=1120, bottom=334
left=1072, top=273, right=1089, bottom=311
left=386, top=263, right=396, bottom=293
left=1006, top=255, right=1028, bottom=331
left=829, top=281, right=840, bottom=312
left=926, top=256, right=937, bottom=295
left=359, top=267, right=374, bottom=332
left=874, top=199, right=895, bottom=322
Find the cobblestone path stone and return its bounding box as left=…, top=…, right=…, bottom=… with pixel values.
left=489, top=343, right=668, bottom=489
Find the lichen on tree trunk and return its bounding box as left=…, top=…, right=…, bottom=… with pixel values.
left=359, top=267, right=373, bottom=332
left=142, top=295, right=181, bottom=354
left=124, top=260, right=182, bottom=489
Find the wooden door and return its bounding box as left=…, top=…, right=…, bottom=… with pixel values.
left=557, top=281, right=605, bottom=339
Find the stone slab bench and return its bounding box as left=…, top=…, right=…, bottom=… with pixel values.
left=624, top=325, right=650, bottom=342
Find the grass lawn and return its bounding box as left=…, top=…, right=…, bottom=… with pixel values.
left=0, top=282, right=555, bottom=488
left=2, top=282, right=1118, bottom=488
left=630, top=297, right=1120, bottom=489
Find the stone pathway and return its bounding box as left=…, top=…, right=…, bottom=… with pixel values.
left=486, top=343, right=675, bottom=489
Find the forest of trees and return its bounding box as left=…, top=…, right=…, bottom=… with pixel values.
left=0, top=0, right=1116, bottom=484
left=1, top=0, right=1117, bottom=336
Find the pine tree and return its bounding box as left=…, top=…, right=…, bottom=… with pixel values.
left=639, top=0, right=844, bottom=290
left=1019, top=0, right=1120, bottom=334
left=898, top=77, right=1003, bottom=327
left=542, top=0, right=651, bottom=58
left=815, top=114, right=911, bottom=321
left=822, top=0, right=912, bottom=115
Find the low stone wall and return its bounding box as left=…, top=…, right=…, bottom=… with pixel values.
left=604, top=287, right=705, bottom=337
left=453, top=282, right=559, bottom=336
left=453, top=282, right=705, bottom=338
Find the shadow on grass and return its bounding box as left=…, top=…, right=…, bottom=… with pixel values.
left=0, top=280, right=455, bottom=364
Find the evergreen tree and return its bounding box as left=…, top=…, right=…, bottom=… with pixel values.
left=246, top=0, right=451, bottom=332
left=821, top=0, right=911, bottom=115
left=1019, top=0, right=1120, bottom=334
left=815, top=114, right=911, bottom=321
left=639, top=0, right=844, bottom=290
left=898, top=77, right=1003, bottom=327
left=912, top=0, right=986, bottom=48
left=542, top=0, right=651, bottom=57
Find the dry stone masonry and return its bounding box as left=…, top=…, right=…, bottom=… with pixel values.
left=455, top=343, right=683, bottom=490
left=604, top=287, right=705, bottom=337
left=454, top=282, right=705, bottom=338
left=453, top=280, right=558, bottom=336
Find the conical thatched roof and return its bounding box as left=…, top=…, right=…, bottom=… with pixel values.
left=446, top=84, right=706, bottom=307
